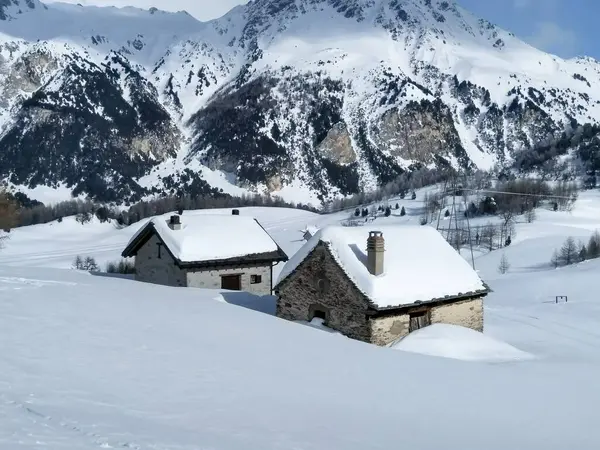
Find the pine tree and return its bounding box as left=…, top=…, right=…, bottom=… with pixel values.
left=498, top=253, right=510, bottom=274
left=84, top=256, right=99, bottom=272
left=587, top=231, right=600, bottom=259
left=559, top=237, right=578, bottom=266
left=355, top=208, right=360, bottom=217
left=578, top=241, right=588, bottom=262
left=384, top=207, right=391, bottom=217
left=551, top=250, right=560, bottom=268
left=400, top=206, right=406, bottom=216
left=0, top=189, right=17, bottom=234
left=395, top=203, right=399, bottom=210
left=73, top=255, right=83, bottom=270
left=411, top=191, right=417, bottom=200
left=444, top=209, right=450, bottom=217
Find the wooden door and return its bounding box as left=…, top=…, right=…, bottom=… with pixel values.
left=409, top=311, right=431, bottom=333
left=221, top=274, right=242, bottom=291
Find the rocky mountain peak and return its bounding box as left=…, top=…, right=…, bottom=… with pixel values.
left=0, top=0, right=43, bottom=20
left=0, top=0, right=597, bottom=206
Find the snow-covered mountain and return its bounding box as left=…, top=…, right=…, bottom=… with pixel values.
left=1, top=0, right=600, bottom=205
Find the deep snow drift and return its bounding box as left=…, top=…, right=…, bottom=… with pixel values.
left=392, top=323, right=534, bottom=362
left=2, top=188, right=600, bottom=448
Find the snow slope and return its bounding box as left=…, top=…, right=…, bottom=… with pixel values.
left=2, top=188, right=600, bottom=447
left=0, top=267, right=598, bottom=449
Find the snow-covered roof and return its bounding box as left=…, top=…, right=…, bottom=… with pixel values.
left=276, top=225, right=487, bottom=309
left=123, top=214, right=287, bottom=264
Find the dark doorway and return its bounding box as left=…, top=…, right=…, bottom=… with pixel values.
left=309, top=304, right=329, bottom=323
left=312, top=309, right=326, bottom=321
left=221, top=274, right=242, bottom=291
left=409, top=310, right=431, bottom=333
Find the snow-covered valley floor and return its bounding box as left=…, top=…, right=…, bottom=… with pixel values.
left=2, top=190, right=600, bottom=449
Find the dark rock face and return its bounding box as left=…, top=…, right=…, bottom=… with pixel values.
left=0, top=0, right=598, bottom=205
left=0, top=52, right=180, bottom=203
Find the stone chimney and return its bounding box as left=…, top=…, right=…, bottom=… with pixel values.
left=367, top=231, right=384, bottom=276
left=168, top=215, right=182, bottom=230
left=232, top=209, right=240, bottom=216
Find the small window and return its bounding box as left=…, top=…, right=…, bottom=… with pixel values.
left=317, top=278, right=329, bottom=293
left=251, top=274, right=262, bottom=284
left=156, top=242, right=163, bottom=259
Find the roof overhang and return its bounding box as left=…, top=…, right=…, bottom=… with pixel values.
left=122, top=221, right=288, bottom=268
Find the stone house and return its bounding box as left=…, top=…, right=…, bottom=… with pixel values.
left=275, top=225, right=488, bottom=346
left=122, top=212, right=288, bottom=295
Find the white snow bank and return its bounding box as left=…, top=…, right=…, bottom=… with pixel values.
left=277, top=225, right=486, bottom=307
left=126, top=214, right=280, bottom=262
left=392, top=324, right=534, bottom=362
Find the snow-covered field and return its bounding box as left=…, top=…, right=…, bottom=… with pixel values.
left=2, top=189, right=600, bottom=448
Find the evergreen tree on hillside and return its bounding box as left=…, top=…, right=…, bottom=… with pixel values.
left=587, top=231, right=600, bottom=259
left=384, top=207, right=391, bottom=217
left=551, top=250, right=560, bottom=268
left=578, top=241, right=588, bottom=262
left=400, top=206, right=406, bottom=216
left=559, top=237, right=578, bottom=266
left=411, top=191, right=417, bottom=200
left=498, top=253, right=510, bottom=274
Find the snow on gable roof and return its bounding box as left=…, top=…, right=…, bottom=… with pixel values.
left=277, top=225, right=487, bottom=309
left=124, top=214, right=284, bottom=263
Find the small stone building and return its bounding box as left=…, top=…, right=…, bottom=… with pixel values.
left=122, top=212, right=288, bottom=295
left=275, top=225, right=488, bottom=346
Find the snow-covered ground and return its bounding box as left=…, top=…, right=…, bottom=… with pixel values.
left=2, top=188, right=600, bottom=448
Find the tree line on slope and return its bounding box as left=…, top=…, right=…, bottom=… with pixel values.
left=551, top=232, right=600, bottom=268
left=9, top=191, right=318, bottom=228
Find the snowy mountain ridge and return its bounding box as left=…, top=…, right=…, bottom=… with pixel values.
left=1, top=0, right=600, bottom=205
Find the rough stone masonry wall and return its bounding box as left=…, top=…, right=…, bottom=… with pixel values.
left=370, top=297, right=485, bottom=346
left=370, top=314, right=411, bottom=346
left=276, top=243, right=371, bottom=342
left=431, top=298, right=484, bottom=332
left=186, top=263, right=272, bottom=296
left=135, top=234, right=187, bottom=287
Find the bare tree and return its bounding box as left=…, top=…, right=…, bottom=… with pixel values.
left=525, top=207, right=536, bottom=223
left=498, top=253, right=510, bottom=274
left=481, top=223, right=498, bottom=251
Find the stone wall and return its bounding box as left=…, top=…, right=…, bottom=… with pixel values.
left=431, top=298, right=484, bottom=332
left=135, top=234, right=186, bottom=287
left=369, top=297, right=485, bottom=346
left=276, top=243, right=372, bottom=342
left=186, top=263, right=272, bottom=296
left=370, top=314, right=410, bottom=346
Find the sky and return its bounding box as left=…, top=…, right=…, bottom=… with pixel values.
left=44, top=0, right=596, bottom=60
left=458, top=0, right=591, bottom=59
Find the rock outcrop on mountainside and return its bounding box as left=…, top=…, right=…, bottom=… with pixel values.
left=0, top=0, right=599, bottom=205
